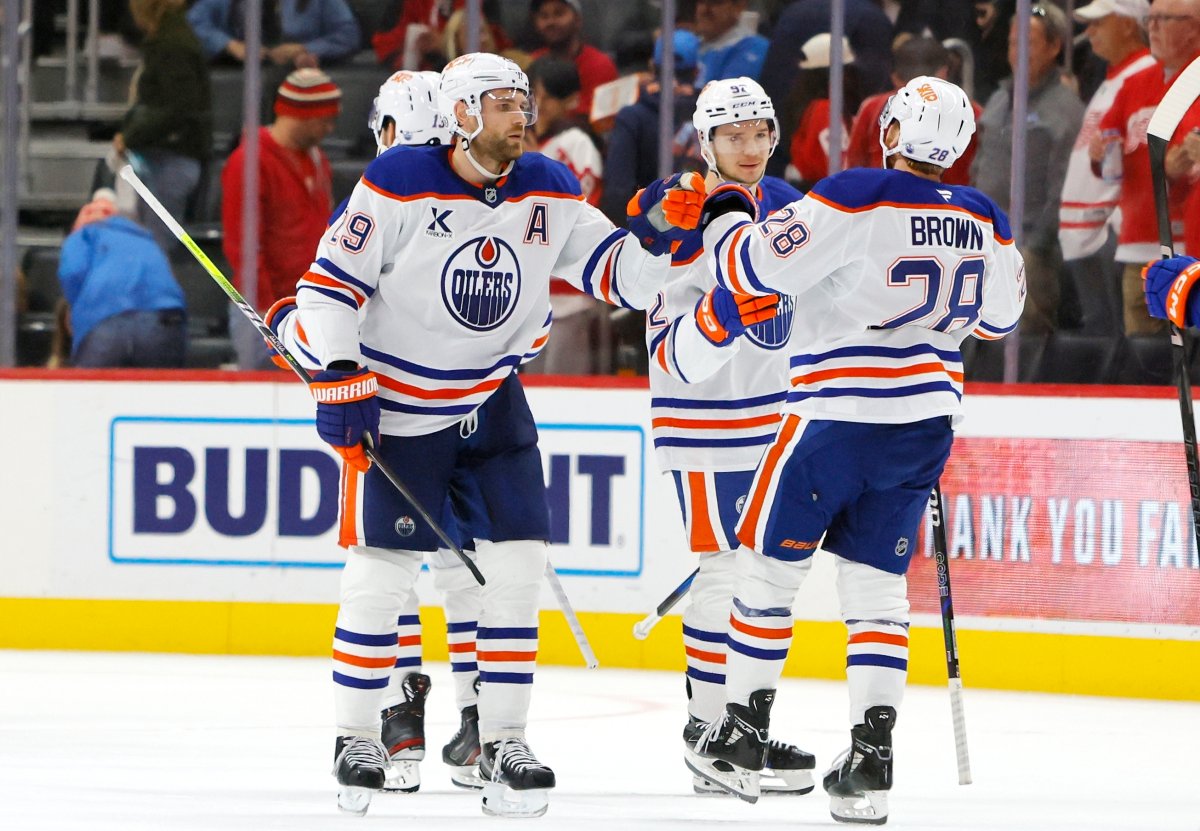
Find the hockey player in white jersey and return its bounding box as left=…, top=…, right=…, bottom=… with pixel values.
left=269, top=69, right=487, bottom=795
left=631, top=77, right=817, bottom=795
left=274, top=52, right=673, bottom=819
left=683, top=77, right=1025, bottom=824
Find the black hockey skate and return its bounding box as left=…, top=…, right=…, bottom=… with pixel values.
left=823, top=706, right=895, bottom=825
left=332, top=735, right=388, bottom=816
left=380, top=672, right=430, bottom=793
left=443, top=704, right=484, bottom=790
left=683, top=689, right=775, bottom=804
left=479, top=737, right=556, bottom=818
left=684, top=716, right=815, bottom=796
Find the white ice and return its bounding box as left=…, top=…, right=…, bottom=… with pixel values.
left=1, top=650, right=1196, bottom=831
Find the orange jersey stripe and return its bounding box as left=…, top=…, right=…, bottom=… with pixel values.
left=848, top=631, right=909, bottom=647
left=447, top=641, right=477, bottom=653
left=737, top=414, right=802, bottom=547
left=685, top=646, right=727, bottom=664
left=375, top=372, right=503, bottom=401
left=687, top=471, right=720, bottom=552
left=729, top=616, right=793, bottom=640
left=724, top=226, right=751, bottom=294
left=332, top=649, right=394, bottom=669
left=476, top=650, right=538, bottom=662
left=396, top=635, right=421, bottom=648
left=301, top=271, right=365, bottom=307
left=653, top=413, right=781, bottom=431
left=792, top=362, right=964, bottom=386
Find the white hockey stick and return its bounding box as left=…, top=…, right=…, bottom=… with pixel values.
left=632, top=567, right=699, bottom=640
left=1147, top=54, right=1200, bottom=557
left=118, top=165, right=486, bottom=587
left=543, top=562, right=598, bottom=669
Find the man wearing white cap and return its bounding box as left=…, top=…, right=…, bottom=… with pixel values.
left=1059, top=0, right=1153, bottom=334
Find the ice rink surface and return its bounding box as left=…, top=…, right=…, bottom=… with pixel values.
left=1, top=650, right=1196, bottom=831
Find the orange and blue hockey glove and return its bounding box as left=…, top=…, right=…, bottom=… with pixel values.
left=694, top=286, right=779, bottom=346
left=311, top=365, right=380, bottom=473
left=1144, top=256, right=1200, bottom=328
left=627, top=172, right=707, bottom=255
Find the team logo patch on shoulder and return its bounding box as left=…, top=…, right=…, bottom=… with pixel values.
left=441, top=236, right=522, bottom=331
left=745, top=294, right=794, bottom=350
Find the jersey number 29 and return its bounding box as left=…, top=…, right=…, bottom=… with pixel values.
left=883, top=255, right=985, bottom=332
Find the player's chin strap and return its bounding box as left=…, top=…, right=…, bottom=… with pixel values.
left=459, top=137, right=515, bottom=180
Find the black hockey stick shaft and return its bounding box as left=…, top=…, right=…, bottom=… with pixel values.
left=1148, top=136, right=1200, bottom=557
left=632, top=567, right=699, bottom=640
left=120, top=165, right=485, bottom=587
left=929, top=483, right=971, bottom=784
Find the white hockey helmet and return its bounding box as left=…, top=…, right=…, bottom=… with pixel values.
left=368, top=71, right=454, bottom=156
left=693, top=77, right=779, bottom=172
left=878, top=76, right=976, bottom=169
left=438, top=52, right=536, bottom=143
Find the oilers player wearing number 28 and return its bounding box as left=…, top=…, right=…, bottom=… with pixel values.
left=631, top=77, right=817, bottom=796
left=683, top=77, right=1025, bottom=825
left=276, top=53, right=673, bottom=819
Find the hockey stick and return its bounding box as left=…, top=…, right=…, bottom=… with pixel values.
left=543, top=562, right=599, bottom=669
left=929, top=484, right=971, bottom=785
left=1147, top=54, right=1200, bottom=557
left=632, top=567, right=699, bottom=640
left=119, top=165, right=485, bottom=587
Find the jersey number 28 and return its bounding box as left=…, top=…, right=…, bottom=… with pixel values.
left=883, top=255, right=985, bottom=332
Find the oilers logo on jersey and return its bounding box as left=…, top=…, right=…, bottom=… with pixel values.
left=441, top=236, right=522, bottom=331
left=744, top=293, right=795, bottom=350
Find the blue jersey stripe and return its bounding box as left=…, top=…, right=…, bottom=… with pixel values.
left=316, top=257, right=374, bottom=297
left=651, top=392, right=786, bottom=410
left=685, top=667, right=727, bottom=685
left=478, top=671, right=534, bottom=684
left=977, top=318, right=1017, bottom=336
left=362, top=343, right=521, bottom=381
left=334, top=627, right=396, bottom=647
left=787, top=381, right=962, bottom=402
left=791, top=343, right=962, bottom=366
left=478, top=626, right=539, bottom=640
left=451, top=661, right=479, bottom=673
left=653, top=435, right=775, bottom=449
left=299, top=283, right=359, bottom=310
left=579, top=228, right=625, bottom=299
left=393, top=657, right=422, bottom=668
left=847, top=654, right=908, bottom=671
left=446, top=621, right=478, bottom=634
left=333, top=671, right=389, bottom=690
left=728, top=639, right=790, bottom=661
left=396, top=614, right=420, bottom=626
left=682, top=625, right=727, bottom=644
left=738, top=235, right=770, bottom=294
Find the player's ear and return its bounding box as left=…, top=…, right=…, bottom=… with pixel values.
left=454, top=99, right=474, bottom=132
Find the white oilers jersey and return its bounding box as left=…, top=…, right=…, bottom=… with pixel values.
left=705, top=167, right=1025, bottom=425
left=647, top=176, right=807, bottom=473
left=288, top=143, right=669, bottom=436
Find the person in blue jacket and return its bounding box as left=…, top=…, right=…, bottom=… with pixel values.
left=57, top=190, right=188, bottom=368
left=187, top=0, right=360, bottom=67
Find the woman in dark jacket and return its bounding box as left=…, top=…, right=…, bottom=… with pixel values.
left=114, top=0, right=212, bottom=252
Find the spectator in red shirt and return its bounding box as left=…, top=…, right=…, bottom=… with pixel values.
left=371, top=0, right=513, bottom=71
left=221, top=68, right=339, bottom=368
left=528, top=0, right=618, bottom=118
left=847, top=36, right=981, bottom=186
left=786, top=33, right=861, bottom=189
left=1092, top=0, right=1200, bottom=335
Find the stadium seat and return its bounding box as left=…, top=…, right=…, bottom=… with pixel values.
left=962, top=333, right=1046, bottom=383
left=1114, top=334, right=1179, bottom=386
left=20, top=246, right=63, bottom=313
left=325, top=64, right=386, bottom=158
left=331, top=157, right=365, bottom=205
left=1033, top=333, right=1122, bottom=384
left=209, top=68, right=248, bottom=154
left=347, top=0, right=394, bottom=36
left=171, top=247, right=231, bottom=337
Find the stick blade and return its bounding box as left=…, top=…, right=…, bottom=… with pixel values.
left=1148, top=53, right=1200, bottom=141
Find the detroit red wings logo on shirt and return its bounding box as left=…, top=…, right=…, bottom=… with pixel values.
left=440, top=236, right=523, bottom=331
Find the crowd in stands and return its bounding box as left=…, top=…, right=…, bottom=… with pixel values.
left=18, top=0, right=1200, bottom=384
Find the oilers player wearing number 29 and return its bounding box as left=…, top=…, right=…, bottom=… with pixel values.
left=633, top=77, right=817, bottom=796
left=279, top=53, right=673, bottom=819
left=684, top=77, right=1025, bottom=825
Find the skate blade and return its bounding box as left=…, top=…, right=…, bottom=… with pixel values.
left=382, top=759, right=421, bottom=794
left=830, top=791, right=889, bottom=825
left=761, top=767, right=815, bottom=795
left=481, top=782, right=550, bottom=818
left=336, top=785, right=374, bottom=816
left=449, top=764, right=486, bottom=791
left=684, top=750, right=760, bottom=804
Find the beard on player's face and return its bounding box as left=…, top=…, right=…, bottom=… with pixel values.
left=474, top=120, right=525, bottom=166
